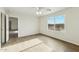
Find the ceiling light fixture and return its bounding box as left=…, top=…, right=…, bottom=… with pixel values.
left=36, top=11, right=42, bottom=15
left=36, top=7, right=42, bottom=15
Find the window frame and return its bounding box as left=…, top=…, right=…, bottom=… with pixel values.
left=47, top=15, right=65, bottom=32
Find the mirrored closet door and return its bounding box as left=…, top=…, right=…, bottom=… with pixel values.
left=0, top=12, right=9, bottom=48
left=1, top=13, right=6, bottom=44
left=0, top=12, right=1, bottom=48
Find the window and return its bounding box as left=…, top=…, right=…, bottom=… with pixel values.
left=48, top=16, right=64, bottom=31
left=48, top=17, right=54, bottom=30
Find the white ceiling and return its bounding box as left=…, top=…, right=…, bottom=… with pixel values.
left=4, top=7, right=67, bottom=16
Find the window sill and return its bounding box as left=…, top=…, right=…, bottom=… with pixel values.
left=48, top=29, right=66, bottom=33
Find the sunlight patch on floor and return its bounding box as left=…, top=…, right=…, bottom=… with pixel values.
left=0, top=38, right=52, bottom=52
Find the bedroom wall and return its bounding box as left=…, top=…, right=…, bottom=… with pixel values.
left=40, top=8, right=79, bottom=45
left=7, top=12, right=39, bottom=37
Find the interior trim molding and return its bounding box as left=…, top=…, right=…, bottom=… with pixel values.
left=39, top=33, right=79, bottom=47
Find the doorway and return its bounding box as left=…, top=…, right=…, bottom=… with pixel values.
left=9, top=17, right=18, bottom=39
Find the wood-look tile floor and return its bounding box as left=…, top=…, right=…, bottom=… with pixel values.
left=2, top=34, right=79, bottom=52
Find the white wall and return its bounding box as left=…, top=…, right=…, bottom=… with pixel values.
left=40, top=8, right=79, bottom=45
left=18, top=14, right=39, bottom=37
left=7, top=12, right=39, bottom=37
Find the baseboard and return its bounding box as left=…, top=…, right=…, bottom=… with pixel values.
left=18, top=33, right=79, bottom=47
left=18, top=33, right=40, bottom=38
left=39, top=33, right=79, bottom=47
